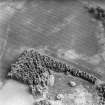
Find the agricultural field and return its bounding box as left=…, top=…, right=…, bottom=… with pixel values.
left=0, top=0, right=105, bottom=105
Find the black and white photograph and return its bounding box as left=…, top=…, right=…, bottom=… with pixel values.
left=0, top=0, right=105, bottom=105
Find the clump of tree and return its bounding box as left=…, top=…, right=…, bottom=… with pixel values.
left=7, top=48, right=98, bottom=97
left=8, top=49, right=51, bottom=96
left=85, top=4, right=105, bottom=22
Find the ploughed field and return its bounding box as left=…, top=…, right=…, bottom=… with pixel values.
left=0, top=0, right=105, bottom=105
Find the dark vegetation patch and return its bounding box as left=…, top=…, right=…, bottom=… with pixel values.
left=85, top=4, right=105, bottom=26
left=8, top=48, right=98, bottom=84
left=96, top=83, right=105, bottom=105
left=85, top=4, right=105, bottom=104
left=7, top=49, right=52, bottom=96
left=7, top=48, right=105, bottom=104
left=88, top=6, right=105, bottom=20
